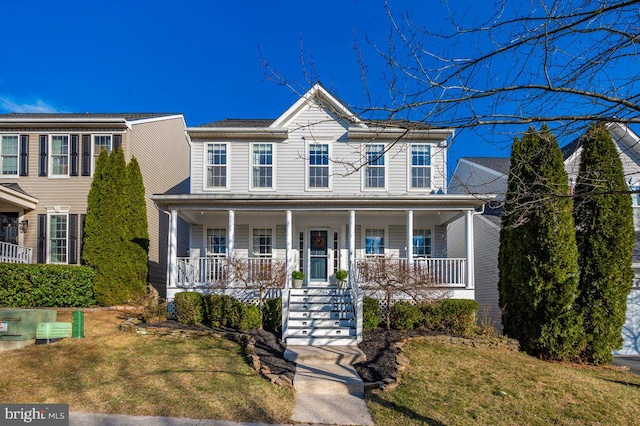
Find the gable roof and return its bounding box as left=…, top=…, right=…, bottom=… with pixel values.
left=196, top=118, right=275, bottom=128
left=460, top=157, right=511, bottom=176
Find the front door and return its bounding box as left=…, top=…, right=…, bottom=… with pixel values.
left=309, top=230, right=329, bottom=282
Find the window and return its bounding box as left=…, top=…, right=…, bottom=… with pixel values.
left=206, top=228, right=227, bottom=255
left=49, top=214, right=68, bottom=264
left=252, top=228, right=273, bottom=257
left=413, top=229, right=432, bottom=257
left=411, top=144, right=431, bottom=189
left=0, top=135, right=18, bottom=176
left=93, top=135, right=112, bottom=171
left=365, top=228, right=385, bottom=255
left=365, top=144, right=385, bottom=188
left=50, top=135, right=69, bottom=176
left=630, top=183, right=640, bottom=231
left=309, top=144, right=329, bottom=188
left=206, top=143, right=228, bottom=188
left=252, top=144, right=273, bottom=188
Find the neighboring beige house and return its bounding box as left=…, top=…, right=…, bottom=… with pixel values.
left=153, top=83, right=491, bottom=345
left=450, top=123, right=640, bottom=354
left=0, top=113, right=190, bottom=295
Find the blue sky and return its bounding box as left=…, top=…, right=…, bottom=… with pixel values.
left=0, top=0, right=590, bottom=172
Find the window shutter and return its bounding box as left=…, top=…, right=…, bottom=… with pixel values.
left=39, top=135, right=48, bottom=176
left=113, top=134, right=122, bottom=153
left=80, top=214, right=86, bottom=265
left=70, top=135, right=79, bottom=176
left=81, top=135, right=91, bottom=176
left=19, top=135, right=28, bottom=176
left=68, top=214, right=78, bottom=264
left=37, top=214, right=47, bottom=263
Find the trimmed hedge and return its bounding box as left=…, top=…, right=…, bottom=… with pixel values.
left=175, top=292, right=204, bottom=325
left=421, top=299, right=479, bottom=336
left=262, top=297, right=282, bottom=333
left=177, top=292, right=262, bottom=331
left=391, top=301, right=423, bottom=330
left=0, top=264, right=96, bottom=307
left=363, top=297, right=381, bottom=330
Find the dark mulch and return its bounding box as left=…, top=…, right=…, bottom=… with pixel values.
left=246, top=329, right=296, bottom=380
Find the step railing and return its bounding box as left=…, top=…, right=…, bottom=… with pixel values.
left=0, top=242, right=32, bottom=264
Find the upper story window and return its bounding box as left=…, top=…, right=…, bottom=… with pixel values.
left=0, top=135, right=18, bottom=176
left=206, top=143, right=228, bottom=188
left=630, top=183, right=640, bottom=231
left=252, top=228, right=273, bottom=257
left=48, top=213, right=68, bottom=264
left=410, top=144, right=432, bottom=189
left=365, top=144, right=385, bottom=189
left=206, top=228, right=227, bottom=255
left=413, top=228, right=432, bottom=257
left=365, top=228, right=385, bottom=256
left=50, top=135, right=69, bottom=177
left=93, top=135, right=112, bottom=171
left=308, top=143, right=329, bottom=188
left=252, top=143, right=273, bottom=189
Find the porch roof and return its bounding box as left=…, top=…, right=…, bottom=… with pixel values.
left=0, top=183, right=38, bottom=210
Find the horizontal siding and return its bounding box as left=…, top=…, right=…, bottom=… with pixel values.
left=473, top=216, right=501, bottom=329
left=449, top=162, right=506, bottom=198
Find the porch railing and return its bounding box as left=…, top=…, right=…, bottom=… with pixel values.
left=358, top=257, right=466, bottom=287
left=176, top=256, right=280, bottom=287
left=0, top=242, right=32, bottom=264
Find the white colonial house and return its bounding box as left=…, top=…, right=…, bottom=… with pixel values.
left=152, top=83, right=490, bottom=345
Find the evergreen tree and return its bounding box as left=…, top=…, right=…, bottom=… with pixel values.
left=499, top=125, right=584, bottom=361
left=573, top=123, right=635, bottom=365
left=125, top=157, right=149, bottom=289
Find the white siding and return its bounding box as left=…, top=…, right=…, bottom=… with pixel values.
left=617, top=289, right=640, bottom=354
left=449, top=161, right=506, bottom=199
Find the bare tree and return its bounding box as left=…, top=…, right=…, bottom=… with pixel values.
left=357, top=254, right=450, bottom=329
left=213, top=255, right=287, bottom=329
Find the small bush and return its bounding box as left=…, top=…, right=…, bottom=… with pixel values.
left=239, top=304, right=261, bottom=331
left=0, top=264, right=96, bottom=307
left=363, top=297, right=381, bottom=330
left=391, top=301, right=423, bottom=330
left=174, top=292, right=204, bottom=325
left=135, top=285, right=167, bottom=323
left=262, top=297, right=282, bottom=333
left=223, top=297, right=244, bottom=329
left=203, top=294, right=231, bottom=327
left=440, top=299, right=478, bottom=336
left=420, top=301, right=444, bottom=331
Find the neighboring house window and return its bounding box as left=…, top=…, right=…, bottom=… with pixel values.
left=630, top=183, right=640, bottom=231
left=49, top=214, right=68, bottom=264
left=252, top=144, right=273, bottom=188
left=50, top=135, right=69, bottom=176
left=413, top=228, right=432, bottom=257
left=0, top=135, right=18, bottom=176
left=206, top=143, right=228, bottom=188
left=206, top=228, right=227, bottom=255
left=411, top=144, right=431, bottom=189
left=93, top=135, right=112, bottom=171
left=365, top=144, right=385, bottom=189
left=252, top=228, right=273, bottom=257
left=309, top=143, right=329, bottom=188
left=365, top=228, right=385, bottom=255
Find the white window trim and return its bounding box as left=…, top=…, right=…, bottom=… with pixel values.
left=49, top=134, right=70, bottom=178
left=250, top=226, right=276, bottom=258
left=412, top=226, right=435, bottom=258
left=91, top=133, right=114, bottom=177
left=305, top=142, right=332, bottom=191
left=46, top=212, right=69, bottom=264
left=204, top=226, right=228, bottom=256
left=249, top=143, right=277, bottom=191
left=0, top=134, right=20, bottom=179
left=203, top=142, right=230, bottom=191
left=407, top=143, right=434, bottom=192
left=361, top=143, right=388, bottom=192
left=362, top=226, right=388, bottom=257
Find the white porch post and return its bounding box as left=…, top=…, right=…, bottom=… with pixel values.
left=406, top=210, right=414, bottom=264
left=168, top=209, right=178, bottom=288
left=285, top=210, right=293, bottom=288
left=349, top=210, right=356, bottom=283
left=228, top=210, right=235, bottom=258
left=465, top=209, right=475, bottom=289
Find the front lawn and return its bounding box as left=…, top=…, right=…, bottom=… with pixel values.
left=367, top=338, right=640, bottom=425
left=0, top=310, right=294, bottom=423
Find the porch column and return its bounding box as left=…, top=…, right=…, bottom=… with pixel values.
left=406, top=210, right=414, bottom=264
left=286, top=210, right=293, bottom=288
left=168, top=209, right=178, bottom=288
left=465, top=210, right=475, bottom=289
left=228, top=210, right=235, bottom=258
left=349, top=210, right=356, bottom=284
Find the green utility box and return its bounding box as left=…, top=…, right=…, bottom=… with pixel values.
left=36, top=322, right=72, bottom=339
left=72, top=310, right=84, bottom=338
left=0, top=309, right=57, bottom=341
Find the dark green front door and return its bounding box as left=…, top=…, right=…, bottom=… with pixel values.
left=309, top=230, right=328, bottom=281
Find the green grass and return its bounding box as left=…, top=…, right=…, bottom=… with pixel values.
left=0, top=310, right=294, bottom=423
left=367, top=339, right=640, bottom=425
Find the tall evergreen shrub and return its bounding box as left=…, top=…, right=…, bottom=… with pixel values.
left=573, top=123, right=635, bottom=364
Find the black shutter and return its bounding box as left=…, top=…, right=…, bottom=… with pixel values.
left=70, top=135, right=79, bottom=176
left=37, top=214, right=46, bottom=263
left=68, top=214, right=78, bottom=264
left=79, top=214, right=86, bottom=265
left=39, top=135, right=48, bottom=176
left=19, top=135, right=28, bottom=176
left=81, top=135, right=91, bottom=176
left=113, top=134, right=121, bottom=153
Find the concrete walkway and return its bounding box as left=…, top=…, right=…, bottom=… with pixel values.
left=284, top=346, right=375, bottom=426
